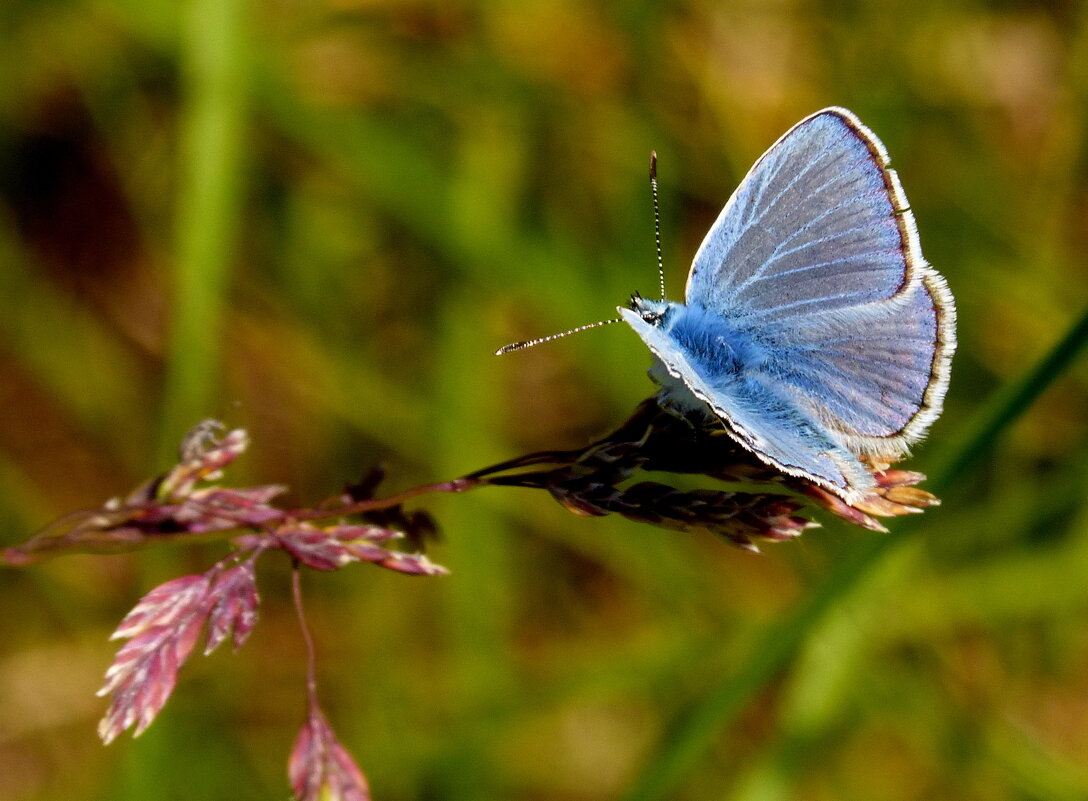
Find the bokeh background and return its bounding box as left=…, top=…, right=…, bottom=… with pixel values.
left=2, top=0, right=1088, bottom=799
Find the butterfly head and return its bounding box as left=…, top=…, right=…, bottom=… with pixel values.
left=627, top=291, right=670, bottom=326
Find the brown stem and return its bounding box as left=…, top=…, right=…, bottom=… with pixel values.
left=3, top=476, right=485, bottom=565
left=291, top=564, right=320, bottom=710
left=291, top=476, right=480, bottom=522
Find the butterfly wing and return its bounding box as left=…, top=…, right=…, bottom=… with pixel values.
left=684, top=107, right=955, bottom=462
left=619, top=305, right=876, bottom=497
left=767, top=271, right=954, bottom=459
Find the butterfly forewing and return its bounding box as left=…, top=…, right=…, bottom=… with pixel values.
left=686, top=109, right=915, bottom=320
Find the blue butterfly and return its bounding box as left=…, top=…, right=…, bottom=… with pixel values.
left=618, top=108, right=956, bottom=502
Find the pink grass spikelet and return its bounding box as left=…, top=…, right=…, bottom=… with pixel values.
left=276, top=523, right=450, bottom=576
left=204, top=560, right=260, bottom=654
left=97, top=574, right=213, bottom=743
left=12, top=386, right=945, bottom=797
left=97, top=556, right=264, bottom=743
left=289, top=706, right=370, bottom=801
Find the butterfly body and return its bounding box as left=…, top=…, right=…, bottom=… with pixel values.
left=620, top=108, right=956, bottom=502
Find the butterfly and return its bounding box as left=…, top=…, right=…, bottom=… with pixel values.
left=617, top=107, right=956, bottom=503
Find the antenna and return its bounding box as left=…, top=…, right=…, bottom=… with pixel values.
left=494, top=151, right=665, bottom=357
left=649, top=151, right=666, bottom=300
left=494, top=318, right=621, bottom=355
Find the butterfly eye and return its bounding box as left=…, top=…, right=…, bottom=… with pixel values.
left=627, top=292, right=667, bottom=324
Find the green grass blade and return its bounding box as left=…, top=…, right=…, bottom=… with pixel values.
left=157, top=0, right=247, bottom=458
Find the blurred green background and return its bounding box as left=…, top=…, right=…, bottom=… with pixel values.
left=2, top=0, right=1088, bottom=799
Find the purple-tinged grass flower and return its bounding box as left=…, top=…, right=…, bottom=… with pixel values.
left=73, top=420, right=447, bottom=754
left=469, top=397, right=940, bottom=551
left=289, top=705, right=370, bottom=801
left=97, top=573, right=211, bottom=743
left=204, top=560, right=260, bottom=654
left=97, top=558, right=260, bottom=743
left=3, top=423, right=285, bottom=562
left=13, top=394, right=942, bottom=797
left=275, top=523, right=448, bottom=576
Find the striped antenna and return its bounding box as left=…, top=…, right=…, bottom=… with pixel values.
left=649, top=151, right=666, bottom=300
left=494, top=318, right=621, bottom=355
left=494, top=151, right=664, bottom=357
